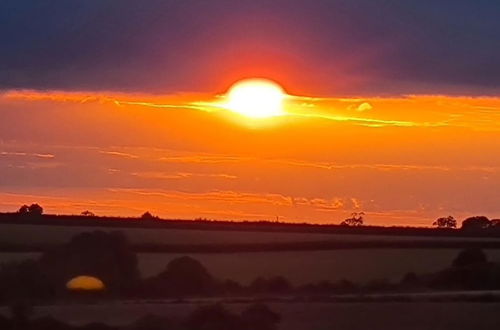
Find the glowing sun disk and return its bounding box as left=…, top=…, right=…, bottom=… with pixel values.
left=224, top=79, right=286, bottom=118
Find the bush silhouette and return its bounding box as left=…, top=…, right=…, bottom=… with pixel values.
left=0, top=315, right=10, bottom=329
left=39, top=231, right=139, bottom=295
left=79, top=322, right=118, bottom=330
left=0, top=302, right=280, bottom=330
left=81, top=210, right=96, bottom=217
left=185, top=303, right=280, bottom=330
left=140, top=212, right=157, bottom=220
left=461, top=216, right=491, bottom=230
left=400, top=272, right=421, bottom=289
left=185, top=304, right=242, bottom=330
left=127, top=314, right=175, bottom=330
left=299, top=279, right=358, bottom=294
left=29, top=316, right=72, bottom=330
left=144, top=256, right=216, bottom=297
left=249, top=276, right=292, bottom=294
left=452, top=248, right=488, bottom=268
left=431, top=248, right=500, bottom=290
left=241, top=303, right=281, bottom=330
left=0, top=259, right=54, bottom=301
left=17, top=203, right=44, bottom=218
left=340, top=212, right=364, bottom=226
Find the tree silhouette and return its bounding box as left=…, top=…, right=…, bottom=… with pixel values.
left=340, top=212, right=364, bottom=226
left=433, top=216, right=457, bottom=228
left=17, top=204, right=43, bottom=217
left=28, top=204, right=43, bottom=215
left=17, top=205, right=29, bottom=214
left=461, top=216, right=491, bottom=230
left=81, top=210, right=96, bottom=217
left=141, top=211, right=156, bottom=220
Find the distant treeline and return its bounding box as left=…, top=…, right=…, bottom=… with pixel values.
left=2, top=212, right=500, bottom=239
left=5, top=239, right=500, bottom=253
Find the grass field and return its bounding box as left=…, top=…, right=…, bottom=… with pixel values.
left=1, top=223, right=499, bottom=245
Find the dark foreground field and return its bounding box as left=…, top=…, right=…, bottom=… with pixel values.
left=2, top=217, right=500, bottom=330
left=1, top=301, right=499, bottom=330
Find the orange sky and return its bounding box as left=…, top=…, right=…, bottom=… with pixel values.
left=0, top=87, right=499, bottom=226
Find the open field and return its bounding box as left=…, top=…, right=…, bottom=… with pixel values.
left=137, top=249, right=500, bottom=283
left=0, top=223, right=393, bottom=245
left=1, top=301, right=499, bottom=330
left=1, top=223, right=500, bottom=246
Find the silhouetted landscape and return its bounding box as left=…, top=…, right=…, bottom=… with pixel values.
left=2, top=222, right=500, bottom=329
left=2, top=206, right=500, bottom=329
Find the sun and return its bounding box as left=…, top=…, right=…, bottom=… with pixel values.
left=223, top=78, right=286, bottom=118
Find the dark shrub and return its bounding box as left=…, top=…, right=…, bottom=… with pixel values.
left=461, top=216, right=491, bottom=230
left=249, top=276, right=292, bottom=294
left=0, top=260, right=54, bottom=301
left=453, top=248, right=488, bottom=268
left=40, top=231, right=139, bottom=295
left=0, top=315, right=11, bottom=329
left=79, top=322, right=118, bottom=330
left=431, top=249, right=500, bottom=290
left=127, top=314, right=175, bottom=330
left=433, top=216, right=457, bottom=228
left=241, top=303, right=281, bottom=330
left=185, top=304, right=242, bottom=330
left=144, top=256, right=216, bottom=297
left=30, top=316, right=73, bottom=330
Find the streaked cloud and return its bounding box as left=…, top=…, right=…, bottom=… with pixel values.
left=99, top=151, right=139, bottom=159
left=1, top=151, right=55, bottom=159
left=130, top=171, right=237, bottom=180
left=4, top=90, right=500, bottom=130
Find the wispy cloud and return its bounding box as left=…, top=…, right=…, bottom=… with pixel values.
left=99, top=150, right=139, bottom=159
left=1, top=151, right=55, bottom=159
left=159, top=155, right=251, bottom=164
left=108, top=188, right=358, bottom=213
left=130, top=171, right=237, bottom=180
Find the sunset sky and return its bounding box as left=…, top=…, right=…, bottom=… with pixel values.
left=1, top=1, right=499, bottom=226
